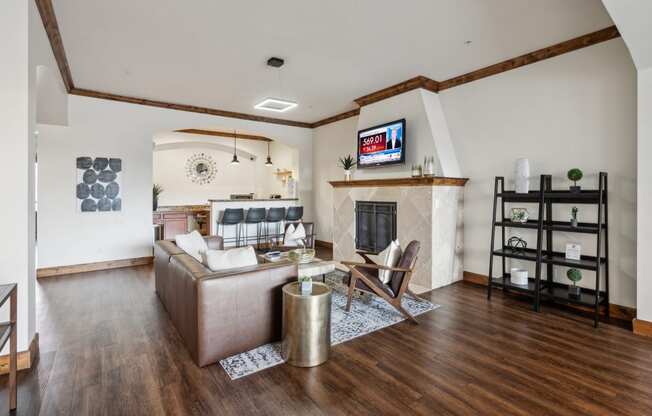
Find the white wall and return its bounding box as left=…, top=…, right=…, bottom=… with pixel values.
left=440, top=39, right=637, bottom=307
left=38, top=95, right=313, bottom=269
left=0, top=0, right=40, bottom=353
left=312, top=39, right=637, bottom=307
left=312, top=116, right=358, bottom=241
left=637, top=68, right=652, bottom=319
left=153, top=139, right=298, bottom=205
left=602, top=0, right=652, bottom=322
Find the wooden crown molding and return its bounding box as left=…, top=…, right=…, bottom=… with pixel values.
left=175, top=129, right=273, bottom=142
left=354, top=76, right=439, bottom=107
left=35, top=0, right=74, bottom=93
left=34, top=0, right=312, bottom=129
left=69, top=88, right=313, bottom=128
left=36, top=2, right=621, bottom=130
left=438, top=26, right=621, bottom=91
left=312, top=25, right=620, bottom=127
left=310, top=108, right=361, bottom=128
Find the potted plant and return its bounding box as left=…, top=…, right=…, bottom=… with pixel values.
left=567, top=268, right=582, bottom=299
left=567, top=168, right=583, bottom=193
left=153, top=184, right=163, bottom=211
left=338, top=155, right=356, bottom=181
left=570, top=206, right=578, bottom=228
left=298, top=275, right=313, bottom=295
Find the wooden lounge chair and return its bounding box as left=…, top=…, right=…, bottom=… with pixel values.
left=342, top=240, right=422, bottom=323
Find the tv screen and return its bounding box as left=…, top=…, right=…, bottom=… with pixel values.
left=357, top=119, right=406, bottom=168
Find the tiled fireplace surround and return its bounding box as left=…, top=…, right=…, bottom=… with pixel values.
left=330, top=178, right=467, bottom=293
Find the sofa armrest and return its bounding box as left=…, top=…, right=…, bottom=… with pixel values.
left=204, top=235, right=224, bottom=250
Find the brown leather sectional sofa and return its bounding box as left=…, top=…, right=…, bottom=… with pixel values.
left=154, top=236, right=298, bottom=366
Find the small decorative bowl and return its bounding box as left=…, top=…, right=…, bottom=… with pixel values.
left=288, top=248, right=315, bottom=264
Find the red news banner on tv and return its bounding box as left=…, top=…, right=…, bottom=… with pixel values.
left=360, top=131, right=387, bottom=154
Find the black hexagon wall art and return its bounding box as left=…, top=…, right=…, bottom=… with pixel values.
left=76, top=156, right=122, bottom=212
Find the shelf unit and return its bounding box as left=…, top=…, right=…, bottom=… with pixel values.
left=488, top=173, right=609, bottom=327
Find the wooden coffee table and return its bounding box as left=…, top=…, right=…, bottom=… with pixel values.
left=259, top=253, right=336, bottom=282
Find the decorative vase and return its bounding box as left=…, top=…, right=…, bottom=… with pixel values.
left=424, top=156, right=434, bottom=176
left=568, top=284, right=581, bottom=299
left=514, top=158, right=530, bottom=194
left=411, top=165, right=422, bottom=177
left=571, top=218, right=578, bottom=228
left=569, top=185, right=581, bottom=193
left=344, top=169, right=352, bottom=181
left=153, top=199, right=158, bottom=211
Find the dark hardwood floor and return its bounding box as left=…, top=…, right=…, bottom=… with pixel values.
left=2, top=260, right=652, bottom=415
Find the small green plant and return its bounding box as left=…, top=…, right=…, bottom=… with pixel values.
left=298, top=275, right=312, bottom=283
left=567, top=168, right=583, bottom=186
left=153, top=184, right=164, bottom=210
left=338, top=154, right=356, bottom=170
left=571, top=206, right=578, bottom=220
left=567, top=268, right=582, bottom=286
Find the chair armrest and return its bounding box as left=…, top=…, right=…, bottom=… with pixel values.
left=356, top=251, right=377, bottom=264
left=204, top=236, right=224, bottom=250
left=341, top=261, right=411, bottom=273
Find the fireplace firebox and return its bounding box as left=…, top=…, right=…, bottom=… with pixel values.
left=355, top=201, right=397, bottom=253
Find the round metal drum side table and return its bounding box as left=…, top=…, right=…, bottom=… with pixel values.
left=281, top=282, right=332, bottom=367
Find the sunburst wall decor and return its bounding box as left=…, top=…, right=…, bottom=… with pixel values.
left=185, top=153, right=217, bottom=185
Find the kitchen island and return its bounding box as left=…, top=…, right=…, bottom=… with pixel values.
left=209, top=198, right=300, bottom=246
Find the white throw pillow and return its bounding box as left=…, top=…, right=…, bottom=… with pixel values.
left=378, top=240, right=402, bottom=284
left=175, top=230, right=208, bottom=262
left=284, top=223, right=306, bottom=247
left=201, top=246, right=258, bottom=271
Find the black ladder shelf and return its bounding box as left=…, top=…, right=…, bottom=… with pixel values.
left=487, top=173, right=609, bottom=327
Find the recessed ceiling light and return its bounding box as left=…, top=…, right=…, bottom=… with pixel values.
left=254, top=98, right=298, bottom=113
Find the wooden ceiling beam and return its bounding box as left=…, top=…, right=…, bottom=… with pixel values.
left=175, top=129, right=272, bottom=142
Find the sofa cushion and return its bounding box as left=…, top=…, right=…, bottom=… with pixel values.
left=201, top=246, right=258, bottom=272
left=175, top=230, right=208, bottom=262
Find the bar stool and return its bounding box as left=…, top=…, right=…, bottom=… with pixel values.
left=265, top=207, right=286, bottom=248
left=243, top=208, right=266, bottom=249
left=286, top=206, right=304, bottom=222
left=217, top=208, right=244, bottom=247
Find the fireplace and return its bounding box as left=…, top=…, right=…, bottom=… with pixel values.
left=355, top=201, right=397, bottom=253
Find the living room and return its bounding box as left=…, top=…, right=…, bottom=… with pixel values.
left=2, top=0, right=652, bottom=415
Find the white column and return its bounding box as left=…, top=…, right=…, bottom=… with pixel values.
left=0, top=0, right=37, bottom=352
left=637, top=68, right=652, bottom=322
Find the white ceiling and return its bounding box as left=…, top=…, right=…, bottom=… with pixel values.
left=53, top=0, right=613, bottom=123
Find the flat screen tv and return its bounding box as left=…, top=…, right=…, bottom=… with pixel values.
left=357, top=119, right=406, bottom=168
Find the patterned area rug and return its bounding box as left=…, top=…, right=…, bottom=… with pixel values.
left=219, top=270, right=440, bottom=380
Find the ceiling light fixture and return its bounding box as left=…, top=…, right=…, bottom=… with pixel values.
left=255, top=98, right=298, bottom=113
left=231, top=130, right=240, bottom=165
left=265, top=141, right=273, bottom=166
left=255, top=57, right=298, bottom=113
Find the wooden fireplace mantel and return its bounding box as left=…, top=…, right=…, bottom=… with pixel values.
left=329, top=176, right=468, bottom=188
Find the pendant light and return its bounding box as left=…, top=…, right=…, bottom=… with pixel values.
left=230, top=130, right=240, bottom=165
left=265, top=141, right=273, bottom=166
